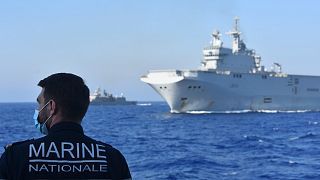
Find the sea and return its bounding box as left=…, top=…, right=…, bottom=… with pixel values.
left=0, top=102, right=320, bottom=180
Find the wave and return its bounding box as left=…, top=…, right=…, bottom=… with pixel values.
left=184, top=111, right=215, bottom=114
left=178, top=109, right=314, bottom=114
left=185, top=110, right=252, bottom=114
left=288, top=160, right=298, bottom=164
left=137, top=103, right=152, bottom=106
left=308, top=121, right=318, bottom=125
left=289, top=132, right=317, bottom=141
left=278, top=110, right=312, bottom=113
left=243, top=135, right=272, bottom=143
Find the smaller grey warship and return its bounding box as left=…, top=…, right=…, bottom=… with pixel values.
left=90, top=88, right=137, bottom=105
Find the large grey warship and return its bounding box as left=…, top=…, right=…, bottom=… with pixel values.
left=141, top=17, right=320, bottom=113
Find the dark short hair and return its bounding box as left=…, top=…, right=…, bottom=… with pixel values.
left=38, top=73, right=90, bottom=122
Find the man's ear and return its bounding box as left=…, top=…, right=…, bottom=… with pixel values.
left=49, top=100, right=57, bottom=115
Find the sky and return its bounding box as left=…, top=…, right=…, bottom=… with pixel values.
left=0, top=0, right=320, bottom=102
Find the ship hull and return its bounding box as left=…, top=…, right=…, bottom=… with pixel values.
left=142, top=71, right=320, bottom=113
left=90, top=101, right=137, bottom=105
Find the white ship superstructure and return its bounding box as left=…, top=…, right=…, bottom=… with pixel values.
left=141, top=17, right=320, bottom=113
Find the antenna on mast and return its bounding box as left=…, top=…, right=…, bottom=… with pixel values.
left=234, top=16, right=240, bottom=31
left=226, top=16, right=242, bottom=53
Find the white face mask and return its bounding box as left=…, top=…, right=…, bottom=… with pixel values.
left=33, top=100, right=53, bottom=135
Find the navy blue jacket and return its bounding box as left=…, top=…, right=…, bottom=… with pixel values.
left=0, top=122, right=131, bottom=180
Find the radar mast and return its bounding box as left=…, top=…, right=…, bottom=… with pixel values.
left=211, top=30, right=222, bottom=48
left=226, top=17, right=241, bottom=53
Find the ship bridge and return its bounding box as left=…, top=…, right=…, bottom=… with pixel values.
left=201, top=17, right=261, bottom=73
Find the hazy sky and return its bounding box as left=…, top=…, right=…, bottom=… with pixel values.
left=0, top=0, right=320, bottom=102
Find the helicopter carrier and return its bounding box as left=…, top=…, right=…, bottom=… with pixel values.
left=141, top=18, right=320, bottom=113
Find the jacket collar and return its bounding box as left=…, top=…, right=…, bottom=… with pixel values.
left=48, top=121, right=84, bottom=135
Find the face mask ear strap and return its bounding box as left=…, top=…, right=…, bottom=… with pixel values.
left=38, top=99, right=54, bottom=125
left=43, top=114, right=53, bottom=125
left=40, top=113, right=53, bottom=134
left=39, top=100, right=52, bottom=112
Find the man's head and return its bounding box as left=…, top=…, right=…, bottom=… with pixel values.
left=36, top=73, right=90, bottom=126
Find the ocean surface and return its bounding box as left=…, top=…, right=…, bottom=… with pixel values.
left=0, top=102, right=320, bottom=179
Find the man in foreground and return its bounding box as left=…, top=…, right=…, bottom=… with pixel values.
left=0, top=73, right=131, bottom=179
